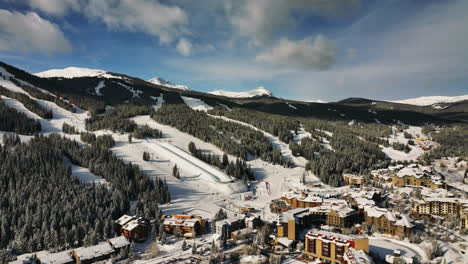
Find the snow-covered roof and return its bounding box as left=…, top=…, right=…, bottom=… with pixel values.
left=115, top=215, right=134, bottom=226
left=163, top=215, right=201, bottom=228
left=364, top=206, right=413, bottom=228
left=73, top=242, right=114, bottom=260
left=38, top=251, right=73, bottom=264
left=277, top=237, right=294, bottom=247
left=108, top=236, right=130, bottom=249
left=306, top=229, right=366, bottom=244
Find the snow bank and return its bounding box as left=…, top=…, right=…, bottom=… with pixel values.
left=181, top=96, right=213, bottom=112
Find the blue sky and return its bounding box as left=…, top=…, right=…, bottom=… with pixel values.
left=0, top=0, right=467, bottom=101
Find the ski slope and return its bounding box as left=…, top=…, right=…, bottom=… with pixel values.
left=208, top=114, right=308, bottom=167
left=181, top=96, right=213, bottom=112
left=145, top=139, right=233, bottom=184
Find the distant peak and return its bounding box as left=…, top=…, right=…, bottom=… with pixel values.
left=391, top=94, right=468, bottom=106
left=208, top=86, right=273, bottom=98
left=147, top=76, right=190, bottom=91
left=34, top=67, right=121, bottom=79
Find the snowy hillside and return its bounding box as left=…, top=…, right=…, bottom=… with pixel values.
left=147, top=76, right=190, bottom=91
left=392, top=94, right=468, bottom=106
left=208, top=86, right=272, bottom=98
left=35, top=67, right=124, bottom=79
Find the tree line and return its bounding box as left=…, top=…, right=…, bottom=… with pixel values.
left=152, top=104, right=288, bottom=166
left=188, top=142, right=255, bottom=181
left=0, top=134, right=171, bottom=254
left=209, top=107, right=298, bottom=143
left=85, top=104, right=152, bottom=133
left=0, top=86, right=52, bottom=119
left=0, top=99, right=41, bottom=134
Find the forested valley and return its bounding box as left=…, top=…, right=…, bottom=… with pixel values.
left=0, top=134, right=170, bottom=254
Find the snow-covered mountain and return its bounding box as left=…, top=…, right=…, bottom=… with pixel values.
left=147, top=77, right=190, bottom=91
left=392, top=95, right=468, bottom=106
left=208, top=86, right=273, bottom=98
left=35, top=67, right=122, bottom=79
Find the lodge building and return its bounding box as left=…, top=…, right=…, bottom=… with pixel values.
left=303, top=230, right=369, bottom=264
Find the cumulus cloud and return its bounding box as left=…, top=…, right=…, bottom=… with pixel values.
left=0, top=9, right=72, bottom=54
left=21, top=0, right=189, bottom=44
left=255, top=35, right=336, bottom=70
left=176, top=38, right=192, bottom=56
left=83, top=0, right=188, bottom=44
left=228, top=0, right=360, bottom=45
left=22, top=0, right=81, bottom=16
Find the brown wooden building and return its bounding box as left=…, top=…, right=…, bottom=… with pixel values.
left=162, top=215, right=205, bottom=238
left=114, top=215, right=148, bottom=242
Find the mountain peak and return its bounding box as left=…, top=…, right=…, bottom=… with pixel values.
left=391, top=94, right=468, bottom=106
left=208, top=86, right=273, bottom=98
left=35, top=67, right=108, bottom=78
left=147, top=76, right=190, bottom=91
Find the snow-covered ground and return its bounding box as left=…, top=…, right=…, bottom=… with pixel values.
left=370, top=237, right=427, bottom=262
left=208, top=86, right=272, bottom=98
left=381, top=126, right=425, bottom=161
left=94, top=80, right=105, bottom=96
left=292, top=125, right=311, bottom=145
left=208, top=114, right=308, bottom=167
left=150, top=94, right=164, bottom=110
left=392, top=94, right=468, bottom=106
left=147, top=76, right=191, bottom=91
left=35, top=67, right=127, bottom=80
left=181, top=96, right=213, bottom=112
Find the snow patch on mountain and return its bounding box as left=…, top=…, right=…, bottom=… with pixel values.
left=94, top=81, right=105, bottom=96
left=392, top=95, right=468, bottom=106
left=147, top=77, right=190, bottom=91
left=181, top=96, right=213, bottom=112
left=35, top=67, right=125, bottom=80
left=115, top=82, right=142, bottom=98
left=151, top=94, right=164, bottom=110
left=208, top=86, right=272, bottom=98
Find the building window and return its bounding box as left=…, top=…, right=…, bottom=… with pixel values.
left=307, top=238, right=316, bottom=254
left=336, top=245, right=344, bottom=258
left=322, top=242, right=330, bottom=257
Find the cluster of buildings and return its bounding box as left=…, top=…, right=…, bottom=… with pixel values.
left=412, top=197, right=468, bottom=228
left=371, top=164, right=447, bottom=189
left=10, top=236, right=130, bottom=264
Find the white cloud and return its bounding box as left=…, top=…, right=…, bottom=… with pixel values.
left=176, top=38, right=192, bottom=56
left=0, top=9, right=72, bottom=54
left=23, top=0, right=81, bottom=16
left=83, top=0, right=188, bottom=44
left=255, top=35, right=336, bottom=70
left=227, top=0, right=360, bottom=45
left=21, top=0, right=189, bottom=44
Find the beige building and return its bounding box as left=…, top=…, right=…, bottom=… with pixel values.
left=304, top=230, right=369, bottom=264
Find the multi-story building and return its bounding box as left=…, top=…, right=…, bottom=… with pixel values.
left=363, top=206, right=414, bottom=238
left=342, top=174, right=366, bottom=187
left=390, top=164, right=446, bottom=189
left=277, top=202, right=357, bottom=242
left=412, top=198, right=468, bottom=216
left=304, top=230, right=369, bottom=264
left=162, top=215, right=205, bottom=238
left=114, top=215, right=148, bottom=242
left=281, top=191, right=324, bottom=209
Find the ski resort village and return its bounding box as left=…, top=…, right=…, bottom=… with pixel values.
left=0, top=62, right=467, bottom=264
left=0, top=1, right=468, bottom=263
